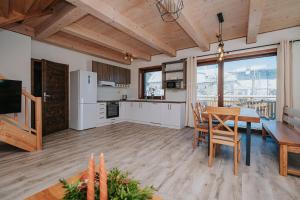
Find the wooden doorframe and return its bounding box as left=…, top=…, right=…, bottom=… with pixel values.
left=197, top=48, right=277, bottom=107
left=31, top=58, right=69, bottom=134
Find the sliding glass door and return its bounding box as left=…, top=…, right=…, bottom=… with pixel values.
left=223, top=56, right=277, bottom=119
left=197, top=63, right=219, bottom=106
left=197, top=53, right=277, bottom=119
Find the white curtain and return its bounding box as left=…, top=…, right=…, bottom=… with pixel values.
left=276, top=40, right=293, bottom=121
left=185, top=57, right=197, bottom=127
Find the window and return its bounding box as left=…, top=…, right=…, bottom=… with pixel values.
left=139, top=66, right=165, bottom=99
left=223, top=56, right=277, bottom=119
left=197, top=50, right=277, bottom=119
left=197, top=63, right=218, bottom=106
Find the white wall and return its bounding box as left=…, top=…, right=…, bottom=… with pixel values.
left=0, top=29, right=31, bottom=90
left=129, top=26, right=300, bottom=100
left=292, top=41, right=300, bottom=110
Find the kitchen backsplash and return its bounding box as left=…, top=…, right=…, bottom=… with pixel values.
left=165, top=89, right=186, bottom=101
left=98, top=86, right=186, bottom=101
left=97, top=86, right=127, bottom=100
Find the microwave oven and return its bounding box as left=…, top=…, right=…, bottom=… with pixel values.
left=166, top=80, right=181, bottom=89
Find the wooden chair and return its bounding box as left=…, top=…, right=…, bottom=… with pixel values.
left=206, top=106, right=241, bottom=175
left=191, top=102, right=208, bottom=150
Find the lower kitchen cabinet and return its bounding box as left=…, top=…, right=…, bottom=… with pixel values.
left=122, top=101, right=185, bottom=129
left=161, top=103, right=185, bottom=129
left=97, top=101, right=185, bottom=129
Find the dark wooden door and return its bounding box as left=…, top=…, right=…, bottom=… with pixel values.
left=41, top=60, right=69, bottom=135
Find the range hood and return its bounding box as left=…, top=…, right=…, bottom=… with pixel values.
left=98, top=81, right=116, bottom=87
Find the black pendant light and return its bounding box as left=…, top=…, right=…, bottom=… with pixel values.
left=156, top=0, right=184, bottom=22
left=216, top=12, right=225, bottom=62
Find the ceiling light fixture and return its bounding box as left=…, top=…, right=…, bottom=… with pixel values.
left=124, top=53, right=133, bottom=62
left=156, top=0, right=184, bottom=22
left=216, top=12, right=225, bottom=62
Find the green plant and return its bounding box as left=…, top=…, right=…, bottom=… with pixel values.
left=60, top=168, right=154, bottom=200
left=107, top=168, right=154, bottom=200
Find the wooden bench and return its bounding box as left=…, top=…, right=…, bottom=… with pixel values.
left=262, top=107, right=300, bottom=176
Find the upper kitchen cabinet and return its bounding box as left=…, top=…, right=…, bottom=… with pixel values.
left=92, top=61, right=131, bottom=86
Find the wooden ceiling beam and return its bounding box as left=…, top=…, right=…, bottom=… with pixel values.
left=3, top=23, right=35, bottom=37
left=0, top=0, right=10, bottom=18
left=35, top=4, right=86, bottom=39
left=65, top=0, right=176, bottom=57
left=0, top=11, right=24, bottom=27
left=176, top=11, right=209, bottom=51
left=44, top=33, right=131, bottom=65
left=156, top=0, right=209, bottom=51
left=0, top=9, right=53, bottom=27
left=247, top=0, right=265, bottom=44
left=62, top=24, right=151, bottom=61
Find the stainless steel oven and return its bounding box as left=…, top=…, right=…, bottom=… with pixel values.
left=106, top=101, right=119, bottom=118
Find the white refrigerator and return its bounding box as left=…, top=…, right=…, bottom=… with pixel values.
left=70, top=70, right=97, bottom=130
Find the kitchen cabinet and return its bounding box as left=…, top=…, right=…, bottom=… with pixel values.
left=124, top=101, right=185, bottom=129
left=161, top=103, right=185, bottom=128
left=129, top=102, right=141, bottom=122
left=147, top=102, right=162, bottom=125
left=119, top=102, right=126, bottom=121
left=96, top=101, right=185, bottom=129
left=92, top=61, right=131, bottom=85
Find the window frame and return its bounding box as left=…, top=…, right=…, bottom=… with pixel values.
left=197, top=48, right=277, bottom=107
left=138, top=65, right=165, bottom=99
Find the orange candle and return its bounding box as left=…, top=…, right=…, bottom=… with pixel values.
left=99, top=153, right=108, bottom=200
left=87, top=154, right=95, bottom=200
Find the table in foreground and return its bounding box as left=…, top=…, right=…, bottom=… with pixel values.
left=25, top=169, right=162, bottom=200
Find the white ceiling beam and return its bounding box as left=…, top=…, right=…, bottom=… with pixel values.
left=247, top=0, right=265, bottom=44
left=65, top=0, right=176, bottom=57
left=35, top=4, right=86, bottom=39
left=62, top=24, right=151, bottom=61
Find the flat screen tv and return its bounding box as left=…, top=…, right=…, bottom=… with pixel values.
left=0, top=80, right=22, bottom=114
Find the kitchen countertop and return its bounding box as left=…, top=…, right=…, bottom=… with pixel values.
left=97, top=100, right=119, bottom=103
left=97, top=99, right=186, bottom=103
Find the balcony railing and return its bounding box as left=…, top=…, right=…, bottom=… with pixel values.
left=198, top=95, right=276, bottom=119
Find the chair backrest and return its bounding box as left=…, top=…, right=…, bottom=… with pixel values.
left=196, top=101, right=207, bottom=122
left=283, top=106, right=300, bottom=131
left=206, top=106, right=241, bottom=141
left=191, top=103, right=200, bottom=128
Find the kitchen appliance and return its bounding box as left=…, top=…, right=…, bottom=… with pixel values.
left=106, top=101, right=119, bottom=118
left=98, top=81, right=115, bottom=87
left=121, top=94, right=127, bottom=100
left=0, top=80, right=22, bottom=114
left=166, top=80, right=181, bottom=89
left=70, top=70, right=97, bottom=130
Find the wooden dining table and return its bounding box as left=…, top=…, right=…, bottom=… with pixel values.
left=203, top=108, right=260, bottom=166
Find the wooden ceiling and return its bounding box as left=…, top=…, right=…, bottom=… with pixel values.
left=1, top=0, right=300, bottom=65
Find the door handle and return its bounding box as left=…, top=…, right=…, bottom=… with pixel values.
left=43, top=92, right=51, bottom=102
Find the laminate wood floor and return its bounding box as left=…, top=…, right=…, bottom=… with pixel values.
left=0, top=122, right=299, bottom=200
